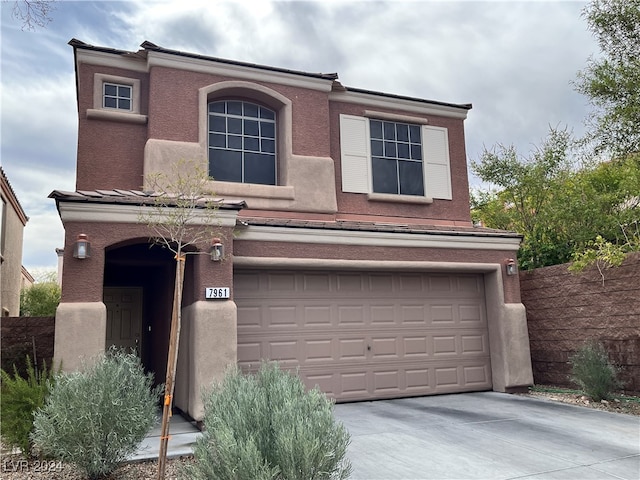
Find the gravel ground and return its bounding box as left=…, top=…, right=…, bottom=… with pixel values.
left=2, top=387, right=637, bottom=479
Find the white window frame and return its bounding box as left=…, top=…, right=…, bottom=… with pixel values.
left=87, top=73, right=146, bottom=124
left=340, top=114, right=452, bottom=201
left=102, top=82, right=132, bottom=111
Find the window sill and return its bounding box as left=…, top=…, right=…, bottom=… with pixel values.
left=210, top=180, right=295, bottom=200
left=86, top=109, right=148, bottom=125
left=367, top=192, right=433, bottom=204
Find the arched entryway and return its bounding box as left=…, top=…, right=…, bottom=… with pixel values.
left=103, top=241, right=175, bottom=386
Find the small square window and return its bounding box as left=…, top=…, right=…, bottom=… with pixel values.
left=103, top=83, right=132, bottom=111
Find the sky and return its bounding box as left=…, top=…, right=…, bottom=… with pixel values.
left=0, top=0, right=598, bottom=276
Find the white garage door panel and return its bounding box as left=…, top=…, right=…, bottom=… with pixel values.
left=236, top=270, right=491, bottom=401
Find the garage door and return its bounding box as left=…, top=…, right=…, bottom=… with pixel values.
left=235, top=270, right=491, bottom=402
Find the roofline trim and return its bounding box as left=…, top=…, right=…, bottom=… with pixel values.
left=235, top=225, right=521, bottom=251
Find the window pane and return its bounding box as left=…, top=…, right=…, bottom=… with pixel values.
left=210, top=102, right=225, bottom=113
left=372, top=157, right=398, bottom=194
left=244, top=137, right=260, bottom=152
left=384, top=141, right=396, bottom=158
left=383, top=122, right=395, bottom=140
left=261, top=122, right=275, bottom=138
left=244, top=119, right=259, bottom=136
left=261, top=139, right=275, bottom=153
left=209, top=133, right=226, bottom=148
left=244, top=153, right=276, bottom=185
left=409, top=125, right=421, bottom=143
left=118, top=86, right=131, bottom=98
left=104, top=84, right=117, bottom=96
left=211, top=115, right=226, bottom=133
left=399, top=161, right=424, bottom=196
left=104, top=97, right=117, bottom=108
left=228, top=118, right=242, bottom=134
left=118, top=99, right=131, bottom=110
left=370, top=120, right=383, bottom=139
left=410, top=144, right=422, bottom=160
left=260, top=107, right=275, bottom=120
left=244, top=103, right=259, bottom=118
left=371, top=140, right=383, bottom=156
left=397, top=124, right=409, bottom=142
left=210, top=149, right=242, bottom=182
left=228, top=135, right=242, bottom=150
left=227, top=101, right=242, bottom=115
left=397, top=143, right=410, bottom=159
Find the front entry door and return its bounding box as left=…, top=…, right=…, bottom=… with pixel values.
left=104, top=287, right=143, bottom=355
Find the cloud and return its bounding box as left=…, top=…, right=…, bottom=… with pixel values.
left=1, top=0, right=599, bottom=271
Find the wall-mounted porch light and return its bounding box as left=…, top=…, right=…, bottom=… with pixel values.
left=73, top=233, right=91, bottom=259
left=505, top=258, right=517, bottom=276
left=210, top=237, right=224, bottom=262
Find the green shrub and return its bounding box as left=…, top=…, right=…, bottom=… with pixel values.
left=182, top=362, right=352, bottom=480
left=569, top=339, right=622, bottom=402
left=0, top=356, right=56, bottom=456
left=32, top=348, right=161, bottom=479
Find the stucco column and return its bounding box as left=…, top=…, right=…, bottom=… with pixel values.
left=54, top=302, right=107, bottom=371
left=178, top=300, right=237, bottom=421
left=485, top=269, right=534, bottom=392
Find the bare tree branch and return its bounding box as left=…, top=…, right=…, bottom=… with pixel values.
left=10, top=0, right=56, bottom=30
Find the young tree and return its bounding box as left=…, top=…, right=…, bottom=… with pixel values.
left=574, top=0, right=640, bottom=157
left=139, top=159, right=221, bottom=480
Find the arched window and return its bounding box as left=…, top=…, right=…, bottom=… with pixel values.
left=208, top=100, right=276, bottom=185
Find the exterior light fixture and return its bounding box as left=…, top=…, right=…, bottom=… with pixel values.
left=210, top=237, right=224, bottom=262
left=505, top=258, right=517, bottom=276
left=73, top=233, right=91, bottom=259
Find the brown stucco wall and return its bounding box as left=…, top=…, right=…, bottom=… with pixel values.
left=329, top=101, right=472, bottom=224
left=520, top=252, right=640, bottom=394
left=1, top=316, right=55, bottom=373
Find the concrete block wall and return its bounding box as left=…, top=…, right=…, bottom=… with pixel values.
left=1, top=316, right=55, bottom=374
left=520, top=252, right=640, bottom=394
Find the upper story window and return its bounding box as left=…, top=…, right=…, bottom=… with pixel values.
left=340, top=114, right=452, bottom=201
left=208, top=100, right=277, bottom=185
left=370, top=119, right=424, bottom=196
left=103, top=83, right=132, bottom=111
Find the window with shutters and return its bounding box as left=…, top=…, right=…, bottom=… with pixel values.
left=339, top=114, right=452, bottom=201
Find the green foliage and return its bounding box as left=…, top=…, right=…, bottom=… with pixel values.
left=472, top=130, right=640, bottom=270
left=0, top=356, right=56, bottom=457
left=20, top=281, right=61, bottom=316
left=574, top=0, right=640, bottom=157
left=182, top=362, right=352, bottom=480
left=32, top=349, right=161, bottom=479
left=569, top=340, right=622, bottom=402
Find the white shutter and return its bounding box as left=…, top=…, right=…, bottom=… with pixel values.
left=423, top=126, right=452, bottom=200
left=339, top=114, right=370, bottom=193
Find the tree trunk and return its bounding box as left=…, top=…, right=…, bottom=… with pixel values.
left=157, top=254, right=185, bottom=480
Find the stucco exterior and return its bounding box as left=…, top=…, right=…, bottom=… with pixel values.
left=53, top=39, right=532, bottom=421
left=1, top=168, right=28, bottom=317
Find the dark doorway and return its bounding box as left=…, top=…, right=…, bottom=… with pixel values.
left=104, top=242, right=175, bottom=387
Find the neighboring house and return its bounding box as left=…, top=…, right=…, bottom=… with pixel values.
left=51, top=39, right=533, bottom=421
left=1, top=167, right=29, bottom=317
left=21, top=266, right=34, bottom=291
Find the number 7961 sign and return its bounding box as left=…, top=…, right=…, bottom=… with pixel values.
left=205, top=287, right=230, bottom=299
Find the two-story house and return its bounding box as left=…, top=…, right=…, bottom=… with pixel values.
left=51, top=39, right=533, bottom=421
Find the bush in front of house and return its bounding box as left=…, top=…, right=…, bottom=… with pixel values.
left=0, top=356, right=56, bottom=456
left=31, top=348, right=161, bottom=479
left=569, top=339, right=622, bottom=402
left=182, top=362, right=352, bottom=480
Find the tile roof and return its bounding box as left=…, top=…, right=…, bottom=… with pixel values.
left=48, top=189, right=246, bottom=210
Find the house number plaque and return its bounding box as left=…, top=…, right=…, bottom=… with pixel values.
left=205, top=287, right=230, bottom=299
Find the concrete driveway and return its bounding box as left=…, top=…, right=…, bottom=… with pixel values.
left=333, top=391, right=639, bottom=480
